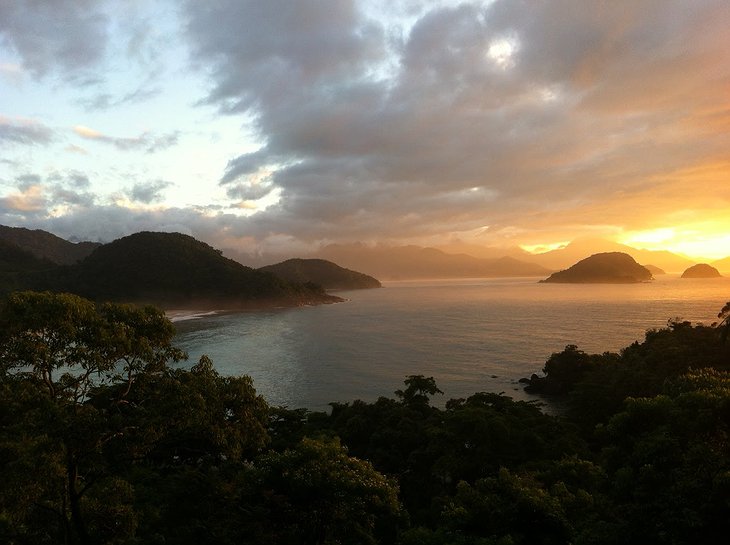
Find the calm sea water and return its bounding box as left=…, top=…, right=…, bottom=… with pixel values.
left=172, top=275, right=730, bottom=411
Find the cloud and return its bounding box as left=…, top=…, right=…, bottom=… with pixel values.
left=79, top=84, right=163, bottom=111
left=0, top=115, right=55, bottom=145
left=0, top=171, right=99, bottom=221
left=178, top=0, right=730, bottom=249
left=72, top=125, right=179, bottom=152
left=4, top=1, right=728, bottom=258
left=129, top=180, right=173, bottom=204
left=0, top=184, right=46, bottom=213
left=0, top=0, right=109, bottom=77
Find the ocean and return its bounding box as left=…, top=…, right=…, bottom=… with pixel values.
left=172, top=275, right=730, bottom=411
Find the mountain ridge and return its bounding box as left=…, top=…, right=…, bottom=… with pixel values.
left=260, top=258, right=381, bottom=290
left=0, top=225, right=100, bottom=265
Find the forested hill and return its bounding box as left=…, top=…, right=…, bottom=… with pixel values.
left=38, top=232, right=342, bottom=308
left=260, top=258, right=382, bottom=290
left=541, top=252, right=653, bottom=283
left=0, top=224, right=99, bottom=264
left=0, top=238, right=57, bottom=292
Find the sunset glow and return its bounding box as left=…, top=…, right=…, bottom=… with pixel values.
left=0, top=1, right=728, bottom=263
left=620, top=222, right=730, bottom=261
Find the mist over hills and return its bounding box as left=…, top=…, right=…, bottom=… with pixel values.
left=230, top=237, right=700, bottom=279
left=522, top=238, right=695, bottom=273
left=316, top=243, right=552, bottom=280
left=712, top=256, right=730, bottom=275
left=1, top=225, right=723, bottom=290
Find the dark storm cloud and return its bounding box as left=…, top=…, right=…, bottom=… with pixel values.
left=0, top=0, right=109, bottom=77
left=182, top=0, right=730, bottom=246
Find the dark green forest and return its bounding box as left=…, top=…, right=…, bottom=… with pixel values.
left=1, top=291, right=729, bottom=544
left=0, top=231, right=341, bottom=309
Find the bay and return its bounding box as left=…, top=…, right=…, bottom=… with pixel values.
left=172, top=275, right=730, bottom=411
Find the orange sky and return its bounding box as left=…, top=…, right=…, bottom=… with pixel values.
left=1, top=1, right=729, bottom=261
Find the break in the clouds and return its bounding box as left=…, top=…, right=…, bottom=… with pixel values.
left=1, top=0, right=730, bottom=258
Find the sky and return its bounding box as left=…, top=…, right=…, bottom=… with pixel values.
left=1, top=0, right=730, bottom=261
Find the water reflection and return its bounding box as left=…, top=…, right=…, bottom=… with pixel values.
left=173, top=275, right=730, bottom=411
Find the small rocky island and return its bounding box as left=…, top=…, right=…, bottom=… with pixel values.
left=540, top=252, right=653, bottom=284
left=681, top=263, right=722, bottom=278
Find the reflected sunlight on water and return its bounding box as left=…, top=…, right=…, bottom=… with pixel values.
left=173, top=275, right=730, bottom=411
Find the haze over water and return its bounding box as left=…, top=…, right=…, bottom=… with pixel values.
left=173, top=276, right=730, bottom=411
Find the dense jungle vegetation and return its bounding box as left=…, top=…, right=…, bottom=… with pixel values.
left=1, top=291, right=729, bottom=544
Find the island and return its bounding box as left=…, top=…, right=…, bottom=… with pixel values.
left=540, top=252, right=653, bottom=283
left=681, top=263, right=722, bottom=278
left=259, top=258, right=381, bottom=290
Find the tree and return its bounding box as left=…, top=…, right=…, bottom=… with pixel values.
left=717, top=301, right=730, bottom=344
left=236, top=438, right=403, bottom=545
left=395, top=375, right=443, bottom=407
left=0, top=291, right=184, bottom=545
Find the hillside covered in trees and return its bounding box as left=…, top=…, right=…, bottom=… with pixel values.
left=1, top=291, right=729, bottom=544
left=260, top=258, right=382, bottom=290
left=0, top=231, right=341, bottom=309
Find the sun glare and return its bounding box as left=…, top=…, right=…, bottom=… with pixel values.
left=620, top=223, right=730, bottom=261
left=520, top=241, right=569, bottom=254
left=486, top=36, right=518, bottom=69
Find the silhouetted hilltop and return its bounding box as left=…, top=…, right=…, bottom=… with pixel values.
left=0, top=225, right=99, bottom=265
left=317, top=243, right=551, bottom=280
left=541, top=252, right=653, bottom=283
left=526, top=237, right=693, bottom=272
left=49, top=232, right=341, bottom=308
left=260, top=258, right=381, bottom=290
left=681, top=263, right=722, bottom=278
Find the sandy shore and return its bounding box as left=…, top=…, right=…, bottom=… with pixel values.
left=165, top=310, right=221, bottom=322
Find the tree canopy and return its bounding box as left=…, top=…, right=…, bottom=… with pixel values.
left=2, top=291, right=729, bottom=544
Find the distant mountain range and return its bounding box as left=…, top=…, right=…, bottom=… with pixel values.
left=2, top=225, right=728, bottom=295
left=519, top=238, right=696, bottom=273
left=316, top=243, right=552, bottom=280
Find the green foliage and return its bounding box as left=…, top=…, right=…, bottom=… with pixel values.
left=236, top=438, right=403, bottom=544
left=395, top=374, right=444, bottom=406
left=594, top=369, right=730, bottom=543
left=527, top=315, right=730, bottom=427
left=4, top=231, right=341, bottom=308
left=2, top=292, right=730, bottom=544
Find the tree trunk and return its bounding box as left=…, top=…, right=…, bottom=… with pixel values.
left=67, top=455, right=92, bottom=545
